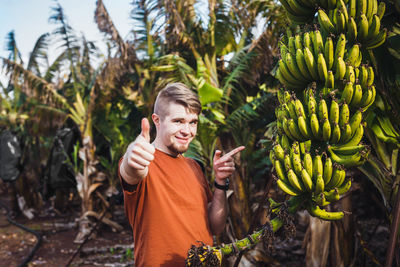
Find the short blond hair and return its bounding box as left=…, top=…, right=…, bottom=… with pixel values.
left=154, top=83, right=201, bottom=118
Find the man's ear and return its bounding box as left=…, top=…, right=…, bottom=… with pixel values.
left=152, top=113, right=160, bottom=126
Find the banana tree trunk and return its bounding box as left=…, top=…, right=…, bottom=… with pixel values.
left=219, top=134, right=251, bottom=238
left=305, top=216, right=331, bottom=267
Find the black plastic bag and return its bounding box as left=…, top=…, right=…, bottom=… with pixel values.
left=43, top=126, right=79, bottom=198
left=0, top=130, right=21, bottom=182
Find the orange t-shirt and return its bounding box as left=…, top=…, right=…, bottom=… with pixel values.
left=119, top=149, right=213, bottom=267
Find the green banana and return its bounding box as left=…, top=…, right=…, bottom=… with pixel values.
left=307, top=202, right=345, bottom=220
left=304, top=47, right=320, bottom=81
left=330, top=144, right=366, bottom=155
left=295, top=99, right=307, bottom=118
left=358, top=13, right=369, bottom=41
left=286, top=53, right=308, bottom=81
left=277, top=178, right=301, bottom=196
left=322, top=119, right=332, bottom=141
left=357, top=0, right=367, bottom=19
left=292, top=150, right=304, bottom=175
left=377, top=1, right=386, bottom=20
left=278, top=59, right=302, bottom=86
left=294, top=34, right=304, bottom=50
left=318, top=9, right=336, bottom=34
left=335, top=9, right=346, bottom=33
left=282, top=117, right=296, bottom=141
left=377, top=115, right=400, bottom=138
left=318, top=98, right=329, bottom=121
left=347, top=16, right=358, bottom=43
left=284, top=152, right=293, bottom=171
left=310, top=113, right=321, bottom=139
left=298, top=115, right=312, bottom=140
left=303, top=152, right=313, bottom=177
left=313, top=154, right=324, bottom=180
left=341, top=81, right=354, bottom=104
left=340, top=123, right=353, bottom=144
left=365, top=28, right=387, bottom=49
left=281, top=133, right=292, bottom=151
left=308, top=93, right=317, bottom=115
left=288, top=168, right=306, bottom=192
left=334, top=56, right=346, bottom=80
left=359, top=86, right=373, bottom=109
left=337, top=178, right=352, bottom=195
left=296, top=48, right=312, bottom=80
left=327, top=145, right=364, bottom=167
left=334, top=122, right=364, bottom=147
left=349, top=109, right=363, bottom=136
left=366, top=66, right=374, bottom=86
left=367, top=14, right=380, bottom=41
left=339, top=102, right=350, bottom=127
left=349, top=0, right=357, bottom=18
left=346, top=44, right=360, bottom=67
left=275, top=159, right=289, bottom=183
left=325, top=165, right=345, bottom=189
left=324, top=36, right=334, bottom=70
left=313, top=30, right=325, bottom=58
left=324, top=188, right=340, bottom=202
left=331, top=123, right=342, bottom=144
left=288, top=99, right=298, bottom=120
left=330, top=98, right=340, bottom=125
left=358, top=65, right=369, bottom=89
left=314, top=173, right=325, bottom=195
left=273, top=143, right=286, bottom=161
left=303, top=32, right=313, bottom=54
left=345, top=64, right=356, bottom=84
left=317, top=53, right=328, bottom=81
left=349, top=84, right=363, bottom=107
left=301, top=168, right=313, bottom=191
left=326, top=71, right=335, bottom=88
left=288, top=118, right=306, bottom=141
left=323, top=156, right=333, bottom=185
left=371, top=122, right=399, bottom=144
left=334, top=34, right=346, bottom=66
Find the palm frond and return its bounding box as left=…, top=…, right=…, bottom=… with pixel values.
left=43, top=50, right=69, bottom=82
left=2, top=57, right=70, bottom=109
left=27, top=33, right=50, bottom=76
left=95, top=0, right=136, bottom=61
left=225, top=92, right=274, bottom=132
left=49, top=4, right=79, bottom=51
left=6, top=31, right=23, bottom=64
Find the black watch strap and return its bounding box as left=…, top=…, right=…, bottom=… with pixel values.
left=214, top=179, right=229, bottom=191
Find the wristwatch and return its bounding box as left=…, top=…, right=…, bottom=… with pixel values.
left=214, top=179, right=229, bottom=191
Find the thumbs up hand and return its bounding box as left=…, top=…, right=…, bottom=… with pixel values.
left=120, top=118, right=156, bottom=184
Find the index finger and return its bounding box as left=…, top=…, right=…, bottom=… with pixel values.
left=220, top=146, right=245, bottom=160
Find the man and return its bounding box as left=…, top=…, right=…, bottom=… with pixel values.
left=119, top=82, right=244, bottom=266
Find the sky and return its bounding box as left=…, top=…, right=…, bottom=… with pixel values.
left=0, top=0, right=133, bottom=63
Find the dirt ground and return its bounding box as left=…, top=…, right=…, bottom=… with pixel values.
left=0, top=177, right=395, bottom=267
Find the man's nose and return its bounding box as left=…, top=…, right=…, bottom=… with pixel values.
left=180, top=123, right=190, bottom=134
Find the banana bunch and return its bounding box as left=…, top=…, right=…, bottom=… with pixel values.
left=365, top=109, right=400, bottom=172
left=277, top=30, right=357, bottom=89
left=276, top=87, right=374, bottom=147
left=279, top=0, right=317, bottom=25
left=370, top=113, right=400, bottom=144
left=317, top=0, right=387, bottom=48
left=270, top=137, right=352, bottom=220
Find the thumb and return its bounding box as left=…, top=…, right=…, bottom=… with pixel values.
left=213, top=150, right=222, bottom=163
left=140, top=118, right=151, bottom=142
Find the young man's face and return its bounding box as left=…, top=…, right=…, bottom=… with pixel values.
left=153, top=102, right=198, bottom=156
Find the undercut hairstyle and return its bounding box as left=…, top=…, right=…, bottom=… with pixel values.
left=154, top=83, right=201, bottom=119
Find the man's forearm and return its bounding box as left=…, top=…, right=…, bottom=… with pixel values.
left=208, top=188, right=228, bottom=235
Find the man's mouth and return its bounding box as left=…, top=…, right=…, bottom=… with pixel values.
left=175, top=136, right=189, bottom=144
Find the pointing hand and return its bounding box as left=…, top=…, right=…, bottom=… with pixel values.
left=213, top=146, right=245, bottom=183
